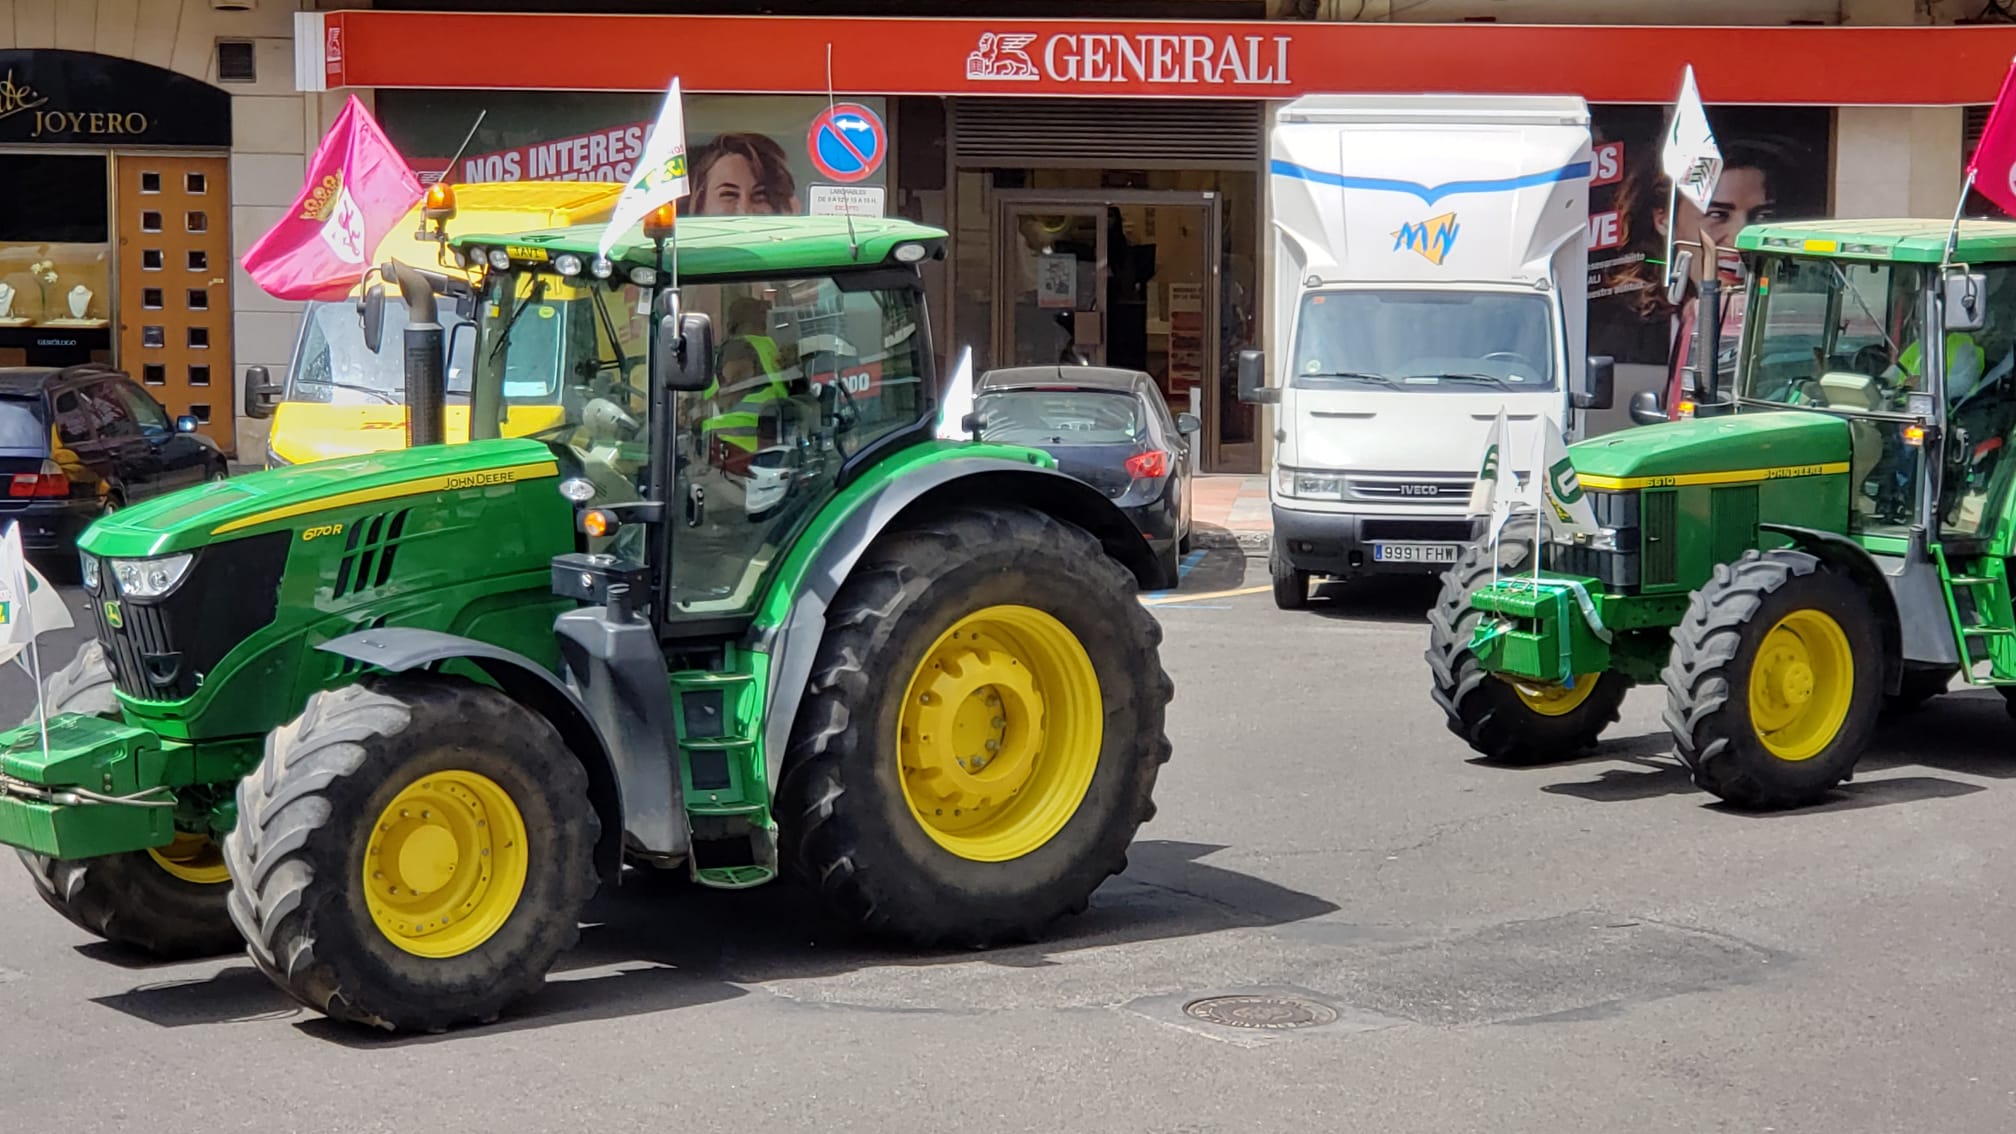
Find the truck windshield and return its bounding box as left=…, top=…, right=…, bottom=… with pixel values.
left=288, top=299, right=481, bottom=405
left=1288, top=290, right=1556, bottom=392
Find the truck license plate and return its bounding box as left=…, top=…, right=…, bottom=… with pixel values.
left=1372, top=542, right=1459, bottom=563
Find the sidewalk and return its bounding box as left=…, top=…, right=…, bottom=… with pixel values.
left=1190, top=474, right=1271, bottom=553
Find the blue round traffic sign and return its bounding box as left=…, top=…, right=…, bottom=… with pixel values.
left=807, top=103, right=886, bottom=184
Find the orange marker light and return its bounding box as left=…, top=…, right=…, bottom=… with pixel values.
left=1905, top=425, right=1926, bottom=447
left=423, top=182, right=457, bottom=221
left=1677, top=400, right=1696, bottom=419
left=583, top=510, right=613, bottom=538
left=642, top=203, right=677, bottom=241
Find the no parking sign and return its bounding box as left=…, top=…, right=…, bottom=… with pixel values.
left=807, top=102, right=886, bottom=184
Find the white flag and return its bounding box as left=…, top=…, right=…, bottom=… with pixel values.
left=935, top=346, right=977, bottom=441
left=597, top=78, right=690, bottom=257
left=1661, top=65, right=1723, bottom=214
left=1538, top=425, right=1600, bottom=538
left=1467, top=407, right=1510, bottom=516
left=0, top=527, right=73, bottom=668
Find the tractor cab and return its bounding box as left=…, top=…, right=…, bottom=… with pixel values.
left=1430, top=218, right=2016, bottom=812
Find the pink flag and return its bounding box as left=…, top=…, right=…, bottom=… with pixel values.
left=1968, top=56, right=2016, bottom=216
left=240, top=95, right=423, bottom=301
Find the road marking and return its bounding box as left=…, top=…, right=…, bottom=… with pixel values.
left=1142, top=584, right=1272, bottom=606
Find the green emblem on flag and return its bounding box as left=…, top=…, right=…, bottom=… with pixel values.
left=1547, top=457, right=1584, bottom=504
left=102, top=599, right=122, bottom=629
left=0, top=599, right=11, bottom=626
left=1478, top=443, right=1500, bottom=481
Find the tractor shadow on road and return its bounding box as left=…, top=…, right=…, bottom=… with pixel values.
left=87, top=839, right=1337, bottom=1045
left=1537, top=690, right=2015, bottom=813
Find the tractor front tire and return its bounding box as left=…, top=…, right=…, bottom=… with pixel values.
left=1426, top=520, right=1628, bottom=764
left=19, top=642, right=241, bottom=959
left=224, top=676, right=598, bottom=1032
left=1662, top=550, right=1882, bottom=810
left=778, top=504, right=1173, bottom=947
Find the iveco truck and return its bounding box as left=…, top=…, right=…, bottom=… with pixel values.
left=1238, top=94, right=1615, bottom=609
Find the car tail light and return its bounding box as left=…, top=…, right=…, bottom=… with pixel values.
left=1125, top=450, right=1171, bottom=479
left=9, top=461, right=66, bottom=498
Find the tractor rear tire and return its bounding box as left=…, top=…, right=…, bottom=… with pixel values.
left=19, top=641, right=241, bottom=959
left=1662, top=550, right=1882, bottom=810
left=777, top=504, right=1172, bottom=948
left=1271, top=546, right=1310, bottom=610
left=224, top=676, right=598, bottom=1032
left=1426, top=519, right=1628, bottom=764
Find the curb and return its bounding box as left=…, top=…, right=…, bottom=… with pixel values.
left=1192, top=527, right=1272, bottom=555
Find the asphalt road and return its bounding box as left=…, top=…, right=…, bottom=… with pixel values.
left=4, top=554, right=2016, bottom=1133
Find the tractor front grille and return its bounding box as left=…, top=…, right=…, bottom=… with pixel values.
left=93, top=532, right=290, bottom=702
left=1543, top=490, right=1642, bottom=590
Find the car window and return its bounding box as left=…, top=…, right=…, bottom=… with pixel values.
left=110, top=380, right=170, bottom=433
left=82, top=382, right=140, bottom=440
left=0, top=395, right=47, bottom=450
left=52, top=389, right=93, bottom=445
left=977, top=389, right=1144, bottom=445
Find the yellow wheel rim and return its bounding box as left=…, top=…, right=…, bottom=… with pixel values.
left=1748, top=609, right=1855, bottom=762
left=363, top=770, right=529, bottom=958
left=1504, top=675, right=1602, bottom=718
left=147, top=832, right=229, bottom=885
left=896, top=604, right=1103, bottom=863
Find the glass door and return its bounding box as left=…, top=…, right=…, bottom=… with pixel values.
left=996, top=206, right=1106, bottom=369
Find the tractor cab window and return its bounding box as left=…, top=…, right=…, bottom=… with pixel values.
left=1936, top=266, right=2016, bottom=540
left=665, top=273, right=929, bottom=619
left=475, top=270, right=652, bottom=504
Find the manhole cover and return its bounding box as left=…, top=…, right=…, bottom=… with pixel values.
left=1181, top=994, right=1339, bottom=1031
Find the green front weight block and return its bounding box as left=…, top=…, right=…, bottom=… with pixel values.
left=1470, top=577, right=1614, bottom=684
left=0, top=713, right=175, bottom=860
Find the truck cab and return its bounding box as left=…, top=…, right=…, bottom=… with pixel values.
left=1241, top=94, right=1613, bottom=608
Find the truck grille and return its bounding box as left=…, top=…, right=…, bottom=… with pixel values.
left=1345, top=472, right=1474, bottom=505
left=93, top=532, right=290, bottom=702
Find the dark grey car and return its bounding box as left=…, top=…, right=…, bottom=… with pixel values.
left=975, top=365, right=1199, bottom=590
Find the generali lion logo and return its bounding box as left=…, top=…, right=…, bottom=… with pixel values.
left=967, top=33, right=1039, bottom=80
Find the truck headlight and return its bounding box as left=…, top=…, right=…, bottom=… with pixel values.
left=78, top=551, right=99, bottom=593
left=108, top=553, right=194, bottom=598
left=1276, top=467, right=1345, bottom=501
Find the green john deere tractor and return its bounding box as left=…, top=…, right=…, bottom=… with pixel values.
left=1430, top=218, right=2016, bottom=810
left=0, top=211, right=1173, bottom=1031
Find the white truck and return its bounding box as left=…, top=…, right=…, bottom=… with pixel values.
left=1237, top=94, right=1614, bottom=609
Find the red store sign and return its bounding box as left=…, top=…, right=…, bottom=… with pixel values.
left=303, top=12, right=2016, bottom=106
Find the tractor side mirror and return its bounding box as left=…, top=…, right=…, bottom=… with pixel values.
left=242, top=364, right=281, bottom=420
left=1944, top=270, right=1987, bottom=333
left=1629, top=388, right=1667, bottom=426
left=1237, top=349, right=1278, bottom=405
left=657, top=293, right=714, bottom=392
left=1665, top=249, right=1695, bottom=307
left=1573, top=356, right=1615, bottom=410
left=359, top=279, right=387, bottom=354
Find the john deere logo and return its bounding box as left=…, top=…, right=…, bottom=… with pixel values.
left=1393, top=212, right=1460, bottom=265
left=102, top=599, right=122, bottom=629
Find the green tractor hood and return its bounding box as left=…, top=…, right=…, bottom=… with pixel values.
left=79, top=438, right=561, bottom=558
left=1569, top=411, right=1851, bottom=488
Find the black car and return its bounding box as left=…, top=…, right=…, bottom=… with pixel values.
left=0, top=364, right=226, bottom=558
left=975, top=365, right=1199, bottom=589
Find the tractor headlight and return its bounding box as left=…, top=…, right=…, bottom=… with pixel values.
left=589, top=256, right=614, bottom=279
left=1554, top=526, right=1624, bottom=552
left=108, top=553, right=194, bottom=599
left=1275, top=467, right=1345, bottom=501
left=629, top=266, right=658, bottom=286
left=554, top=253, right=584, bottom=277
left=487, top=249, right=512, bottom=270
left=78, top=551, right=99, bottom=593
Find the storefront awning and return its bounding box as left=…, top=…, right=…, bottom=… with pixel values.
left=298, top=11, right=2016, bottom=107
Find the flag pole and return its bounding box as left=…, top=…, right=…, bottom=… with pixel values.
left=1942, top=168, right=1976, bottom=272
left=1663, top=176, right=1680, bottom=297
left=27, top=634, right=47, bottom=756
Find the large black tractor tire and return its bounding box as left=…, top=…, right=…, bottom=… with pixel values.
left=777, top=504, right=1173, bottom=948
left=223, top=676, right=598, bottom=1032
left=1425, top=518, right=1628, bottom=764
left=1662, top=550, right=1883, bottom=810
left=1270, top=545, right=1310, bottom=610
left=19, top=642, right=242, bottom=959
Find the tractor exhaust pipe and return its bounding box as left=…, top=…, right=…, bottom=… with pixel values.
left=389, top=260, right=445, bottom=449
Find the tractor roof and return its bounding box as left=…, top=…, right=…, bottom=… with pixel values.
left=1737, top=218, right=2016, bottom=264
left=452, top=215, right=947, bottom=277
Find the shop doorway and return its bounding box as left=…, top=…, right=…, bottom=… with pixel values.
left=992, top=190, right=1254, bottom=472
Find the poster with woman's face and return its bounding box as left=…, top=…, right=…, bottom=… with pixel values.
left=379, top=91, right=888, bottom=216
left=1586, top=105, right=1831, bottom=367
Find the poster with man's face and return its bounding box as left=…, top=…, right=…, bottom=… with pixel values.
left=380, top=91, right=888, bottom=217
left=1585, top=105, right=1831, bottom=367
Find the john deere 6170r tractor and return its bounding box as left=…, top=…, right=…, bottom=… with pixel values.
left=1429, top=219, right=2016, bottom=810
left=0, top=204, right=1172, bottom=1031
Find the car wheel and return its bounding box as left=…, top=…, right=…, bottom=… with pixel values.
left=208, top=464, right=228, bottom=482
